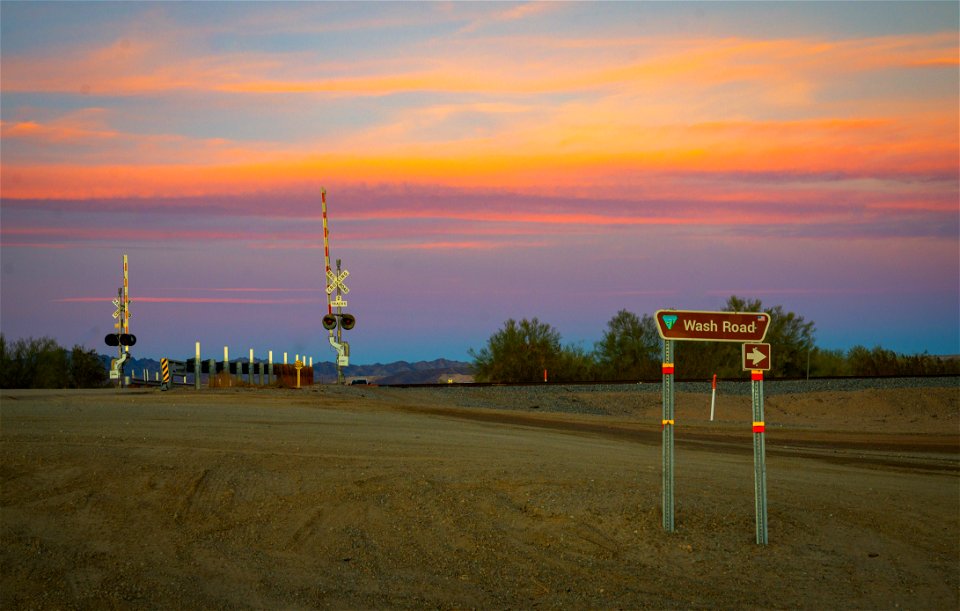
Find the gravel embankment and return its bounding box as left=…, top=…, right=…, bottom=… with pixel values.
left=372, top=377, right=959, bottom=416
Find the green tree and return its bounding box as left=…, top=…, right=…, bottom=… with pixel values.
left=552, top=344, right=597, bottom=382
left=593, top=310, right=661, bottom=380
left=844, top=345, right=958, bottom=376
left=69, top=345, right=108, bottom=388
left=808, top=347, right=849, bottom=376
left=674, top=296, right=817, bottom=378
left=471, top=318, right=572, bottom=383
left=0, top=335, right=69, bottom=388
left=847, top=345, right=898, bottom=376
left=0, top=334, right=13, bottom=388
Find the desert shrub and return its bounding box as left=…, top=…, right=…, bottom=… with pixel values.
left=470, top=318, right=594, bottom=382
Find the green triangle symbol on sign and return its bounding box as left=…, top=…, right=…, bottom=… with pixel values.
left=663, top=314, right=678, bottom=330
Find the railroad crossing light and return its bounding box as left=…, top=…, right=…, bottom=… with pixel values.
left=322, top=314, right=338, bottom=330
left=340, top=313, right=356, bottom=330
left=105, top=334, right=120, bottom=347
left=119, top=333, right=137, bottom=346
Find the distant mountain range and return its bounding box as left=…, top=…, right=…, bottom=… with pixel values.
left=98, top=354, right=474, bottom=385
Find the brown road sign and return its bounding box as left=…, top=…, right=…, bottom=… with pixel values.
left=655, top=310, right=771, bottom=342
left=742, top=343, right=772, bottom=371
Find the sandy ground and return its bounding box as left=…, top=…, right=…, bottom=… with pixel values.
left=1, top=385, right=957, bottom=609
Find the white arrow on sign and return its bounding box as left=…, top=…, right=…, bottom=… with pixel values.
left=112, top=310, right=121, bottom=319
left=747, top=347, right=767, bottom=366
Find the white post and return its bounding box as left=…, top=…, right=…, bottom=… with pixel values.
left=224, top=346, right=230, bottom=386
left=309, top=357, right=313, bottom=367
left=249, top=348, right=254, bottom=385
left=268, top=350, right=273, bottom=384
left=710, top=374, right=717, bottom=422
left=195, top=341, right=201, bottom=390
left=284, top=352, right=288, bottom=365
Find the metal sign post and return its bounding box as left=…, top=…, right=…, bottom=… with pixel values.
left=661, top=340, right=676, bottom=532
left=751, top=369, right=769, bottom=544
left=655, top=308, right=772, bottom=544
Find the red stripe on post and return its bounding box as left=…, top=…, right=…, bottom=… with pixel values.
left=662, top=363, right=674, bottom=375
left=753, top=423, right=765, bottom=433
left=751, top=370, right=763, bottom=381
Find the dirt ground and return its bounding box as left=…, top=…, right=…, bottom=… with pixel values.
left=1, top=384, right=957, bottom=609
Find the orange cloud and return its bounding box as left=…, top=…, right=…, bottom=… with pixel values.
left=3, top=29, right=953, bottom=100
left=0, top=109, right=119, bottom=143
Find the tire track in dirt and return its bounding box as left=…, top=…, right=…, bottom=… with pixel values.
left=394, top=403, right=959, bottom=473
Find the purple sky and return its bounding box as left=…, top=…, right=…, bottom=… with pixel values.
left=2, top=2, right=958, bottom=364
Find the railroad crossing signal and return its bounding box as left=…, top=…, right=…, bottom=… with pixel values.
left=326, top=269, right=350, bottom=295
left=112, top=296, right=131, bottom=319
left=105, top=333, right=136, bottom=347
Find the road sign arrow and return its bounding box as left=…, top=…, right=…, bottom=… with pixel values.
left=741, top=343, right=771, bottom=371
left=747, top=347, right=767, bottom=366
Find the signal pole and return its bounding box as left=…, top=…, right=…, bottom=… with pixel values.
left=108, top=254, right=133, bottom=386
left=321, top=188, right=355, bottom=384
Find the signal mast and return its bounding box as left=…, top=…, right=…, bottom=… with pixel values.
left=320, top=188, right=355, bottom=384
left=104, top=254, right=136, bottom=386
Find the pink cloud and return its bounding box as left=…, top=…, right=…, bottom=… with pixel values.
left=54, top=296, right=324, bottom=305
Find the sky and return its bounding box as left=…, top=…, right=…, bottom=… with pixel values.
left=1, top=1, right=958, bottom=365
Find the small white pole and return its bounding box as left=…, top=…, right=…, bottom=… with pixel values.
left=284, top=352, right=288, bottom=365
left=224, top=345, right=230, bottom=386
left=710, top=374, right=717, bottom=421
left=268, top=350, right=274, bottom=384
left=249, top=348, right=254, bottom=385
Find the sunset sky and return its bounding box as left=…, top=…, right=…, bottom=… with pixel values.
left=2, top=1, right=958, bottom=365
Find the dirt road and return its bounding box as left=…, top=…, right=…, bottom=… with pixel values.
left=2, top=386, right=957, bottom=609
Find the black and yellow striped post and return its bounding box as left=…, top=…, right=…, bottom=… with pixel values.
left=160, top=358, right=171, bottom=391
